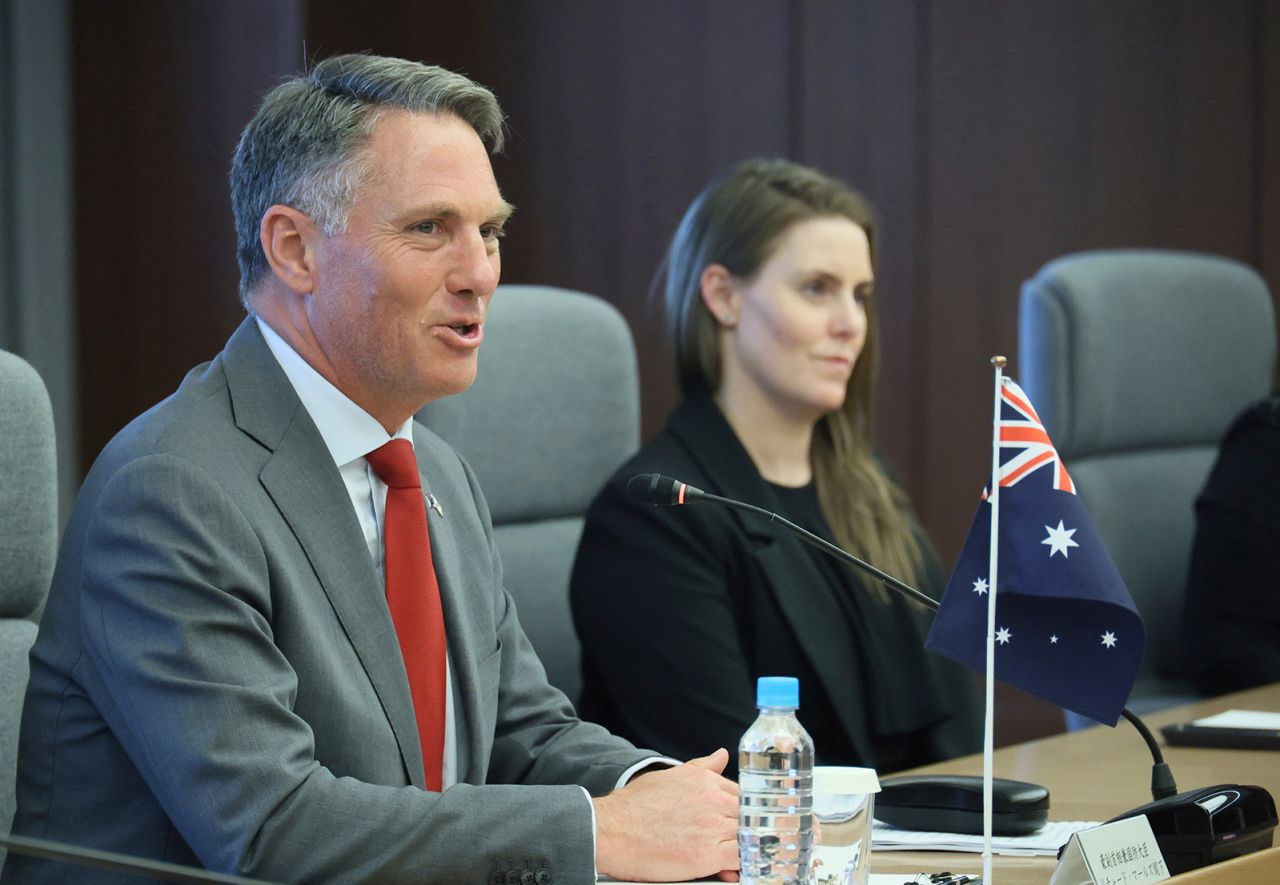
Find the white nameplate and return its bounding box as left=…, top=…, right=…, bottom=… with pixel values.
left=1049, top=816, right=1170, bottom=885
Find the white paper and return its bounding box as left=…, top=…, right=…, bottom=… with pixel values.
left=1192, top=708, right=1280, bottom=729
left=871, top=819, right=1099, bottom=856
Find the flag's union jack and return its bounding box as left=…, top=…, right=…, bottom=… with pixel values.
left=997, top=378, right=1075, bottom=494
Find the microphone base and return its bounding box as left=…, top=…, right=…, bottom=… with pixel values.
left=1105, top=783, right=1277, bottom=875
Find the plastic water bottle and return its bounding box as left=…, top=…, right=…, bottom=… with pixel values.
left=738, top=676, right=815, bottom=884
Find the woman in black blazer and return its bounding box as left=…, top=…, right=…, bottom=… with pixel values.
left=570, top=159, right=981, bottom=777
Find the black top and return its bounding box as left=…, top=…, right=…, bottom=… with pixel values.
left=570, top=390, right=982, bottom=777
left=1184, top=395, right=1280, bottom=693
left=766, top=481, right=962, bottom=772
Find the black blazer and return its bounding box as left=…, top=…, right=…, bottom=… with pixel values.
left=1185, top=395, right=1280, bottom=693
left=570, top=392, right=981, bottom=777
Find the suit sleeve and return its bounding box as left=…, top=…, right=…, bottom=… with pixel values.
left=76, top=453, right=619, bottom=883
left=570, top=475, right=759, bottom=770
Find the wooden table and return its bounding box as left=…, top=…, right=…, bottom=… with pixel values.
left=872, top=683, right=1280, bottom=883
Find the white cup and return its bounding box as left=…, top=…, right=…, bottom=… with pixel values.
left=811, top=766, right=880, bottom=885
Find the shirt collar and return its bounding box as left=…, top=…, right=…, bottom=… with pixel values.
left=256, top=316, right=414, bottom=467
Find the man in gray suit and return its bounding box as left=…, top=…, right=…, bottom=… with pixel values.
left=4, top=55, right=737, bottom=883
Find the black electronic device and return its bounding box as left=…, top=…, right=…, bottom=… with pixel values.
left=1161, top=722, right=1280, bottom=751
left=1099, top=783, right=1277, bottom=875
left=876, top=774, right=1049, bottom=836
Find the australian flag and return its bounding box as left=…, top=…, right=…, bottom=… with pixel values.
left=925, top=378, right=1144, bottom=725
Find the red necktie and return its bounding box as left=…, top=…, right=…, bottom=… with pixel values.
left=366, top=439, right=447, bottom=791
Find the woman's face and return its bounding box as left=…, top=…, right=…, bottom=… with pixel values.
left=719, top=215, right=872, bottom=425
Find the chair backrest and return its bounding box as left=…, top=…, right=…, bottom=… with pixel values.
left=1019, top=250, right=1276, bottom=711
left=0, top=350, right=57, bottom=855
left=417, top=285, right=640, bottom=706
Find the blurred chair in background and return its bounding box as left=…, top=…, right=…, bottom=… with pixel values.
left=1019, top=250, right=1276, bottom=722
left=0, top=350, right=57, bottom=862
left=417, top=285, right=640, bottom=707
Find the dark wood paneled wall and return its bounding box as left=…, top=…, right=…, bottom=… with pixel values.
left=74, top=0, right=304, bottom=471
left=295, top=0, right=1280, bottom=564
left=73, top=0, right=1280, bottom=742
left=918, top=0, right=1270, bottom=549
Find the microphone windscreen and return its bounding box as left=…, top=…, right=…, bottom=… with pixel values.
left=626, top=473, right=669, bottom=505
left=626, top=473, right=704, bottom=505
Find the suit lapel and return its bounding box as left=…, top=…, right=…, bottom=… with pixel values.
left=746, top=533, right=878, bottom=760
left=667, top=393, right=879, bottom=760
left=222, top=319, right=426, bottom=787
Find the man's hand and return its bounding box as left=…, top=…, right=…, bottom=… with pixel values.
left=594, top=748, right=740, bottom=882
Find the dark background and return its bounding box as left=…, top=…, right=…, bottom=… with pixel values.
left=71, top=1, right=1280, bottom=740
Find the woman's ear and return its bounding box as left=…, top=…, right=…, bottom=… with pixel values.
left=260, top=204, right=320, bottom=296
left=699, top=263, right=740, bottom=328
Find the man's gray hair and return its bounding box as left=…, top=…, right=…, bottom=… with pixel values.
left=230, top=53, right=506, bottom=304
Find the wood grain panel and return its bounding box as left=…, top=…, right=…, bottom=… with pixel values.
left=1260, top=0, right=1280, bottom=379
left=920, top=0, right=1260, bottom=565
left=74, top=0, right=303, bottom=472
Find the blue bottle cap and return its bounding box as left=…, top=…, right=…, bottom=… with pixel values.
left=756, top=676, right=799, bottom=708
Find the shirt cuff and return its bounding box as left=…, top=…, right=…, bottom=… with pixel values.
left=583, top=786, right=599, bottom=881
left=615, top=755, right=679, bottom=790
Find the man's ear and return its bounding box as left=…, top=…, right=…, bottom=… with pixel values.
left=699, top=263, right=740, bottom=328
left=260, top=205, right=320, bottom=295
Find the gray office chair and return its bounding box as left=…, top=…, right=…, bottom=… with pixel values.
left=418, top=285, right=640, bottom=707
left=0, top=350, right=57, bottom=860
left=1019, top=250, right=1276, bottom=718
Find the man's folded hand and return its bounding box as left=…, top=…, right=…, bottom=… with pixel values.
left=595, top=747, right=740, bottom=882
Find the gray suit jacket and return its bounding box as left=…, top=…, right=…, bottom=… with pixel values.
left=4, top=319, right=649, bottom=883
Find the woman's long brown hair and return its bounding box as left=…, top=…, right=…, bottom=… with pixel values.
left=664, top=158, right=925, bottom=595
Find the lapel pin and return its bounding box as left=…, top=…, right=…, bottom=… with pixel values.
left=426, top=492, right=444, bottom=518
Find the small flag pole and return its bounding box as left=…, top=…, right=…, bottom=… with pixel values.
left=983, top=355, right=1007, bottom=883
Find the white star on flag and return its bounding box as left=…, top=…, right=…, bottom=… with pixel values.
left=1050, top=635, right=1059, bottom=644
left=996, top=627, right=1012, bottom=645
left=972, top=577, right=989, bottom=596
left=1101, top=631, right=1117, bottom=649
left=1041, top=520, right=1079, bottom=558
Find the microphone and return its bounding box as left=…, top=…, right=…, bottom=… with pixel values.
left=626, top=473, right=940, bottom=612
left=626, top=472, right=702, bottom=506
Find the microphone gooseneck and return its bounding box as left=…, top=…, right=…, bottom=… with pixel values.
left=627, top=472, right=940, bottom=612
left=1120, top=708, right=1178, bottom=799
left=628, top=471, right=1176, bottom=803
left=0, top=832, right=268, bottom=883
